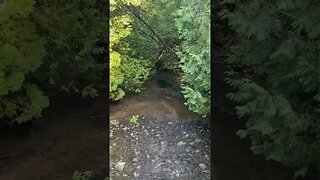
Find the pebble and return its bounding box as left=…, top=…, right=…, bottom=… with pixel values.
left=168, top=122, right=173, bottom=125
left=176, top=170, right=180, bottom=177
left=199, top=163, right=207, bottom=170
left=115, top=161, right=126, bottom=172
left=133, top=172, right=139, bottom=177
left=123, top=126, right=129, bottom=131
left=133, top=158, right=138, bottom=162
left=112, top=143, right=117, bottom=146
left=177, top=141, right=186, bottom=146
left=155, top=134, right=160, bottom=137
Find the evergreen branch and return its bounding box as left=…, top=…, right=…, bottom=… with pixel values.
left=261, top=0, right=298, bottom=20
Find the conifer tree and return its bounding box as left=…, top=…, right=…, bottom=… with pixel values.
left=222, top=0, right=320, bottom=177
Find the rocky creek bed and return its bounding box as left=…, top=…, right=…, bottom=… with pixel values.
left=109, top=71, right=212, bottom=179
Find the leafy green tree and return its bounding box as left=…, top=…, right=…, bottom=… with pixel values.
left=173, top=0, right=211, bottom=117
left=0, top=0, right=107, bottom=123
left=31, top=0, right=107, bottom=97
left=109, top=0, right=154, bottom=100
left=222, top=0, right=320, bottom=177
left=0, top=0, right=49, bottom=123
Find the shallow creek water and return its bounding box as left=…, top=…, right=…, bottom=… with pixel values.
left=0, top=71, right=211, bottom=180
left=0, top=92, right=107, bottom=180
left=109, top=71, right=211, bottom=179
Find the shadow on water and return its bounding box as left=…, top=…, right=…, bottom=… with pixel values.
left=0, top=91, right=107, bottom=180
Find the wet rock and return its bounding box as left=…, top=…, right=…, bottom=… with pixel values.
left=177, top=141, right=186, bottom=146
left=115, top=161, right=126, bottom=172
left=199, top=163, right=207, bottom=170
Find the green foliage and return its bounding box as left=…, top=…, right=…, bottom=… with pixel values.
left=109, top=2, right=134, bottom=101
left=31, top=0, right=107, bottom=94
left=109, top=0, right=154, bottom=101
left=72, top=170, right=91, bottom=180
left=223, top=0, right=320, bottom=177
left=122, top=58, right=151, bottom=93
left=127, top=0, right=179, bottom=67
left=0, top=0, right=106, bottom=123
left=0, top=0, right=49, bottom=123
left=110, top=119, right=120, bottom=126
left=173, top=0, right=211, bottom=117
left=130, top=115, right=139, bottom=124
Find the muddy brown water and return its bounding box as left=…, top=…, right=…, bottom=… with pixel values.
left=0, top=92, right=107, bottom=180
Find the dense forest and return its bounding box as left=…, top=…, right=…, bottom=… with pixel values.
left=0, top=0, right=211, bottom=123
left=109, top=0, right=211, bottom=117
left=1, top=0, right=320, bottom=179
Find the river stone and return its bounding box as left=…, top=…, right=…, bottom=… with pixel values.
left=133, top=158, right=138, bottom=162
left=133, top=172, right=139, bottom=177
left=177, top=141, right=186, bottom=146
left=199, top=163, right=207, bottom=170
left=115, top=161, right=126, bottom=172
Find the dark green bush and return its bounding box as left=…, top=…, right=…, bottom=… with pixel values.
left=0, top=0, right=106, bottom=123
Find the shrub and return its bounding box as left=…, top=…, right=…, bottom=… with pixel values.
left=173, top=0, right=211, bottom=117
left=0, top=0, right=49, bottom=123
